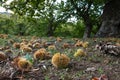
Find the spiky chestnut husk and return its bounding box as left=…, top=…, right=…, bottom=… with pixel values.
left=34, top=48, right=48, bottom=60
left=52, top=53, right=70, bottom=68
left=13, top=42, right=20, bottom=48
left=17, top=57, right=32, bottom=71
left=74, top=40, right=83, bottom=47
left=74, top=49, right=86, bottom=57
left=63, top=43, right=70, bottom=48
left=48, top=45, right=56, bottom=50
left=20, top=45, right=32, bottom=52
left=33, top=42, right=41, bottom=48
left=82, top=42, right=89, bottom=48
left=56, top=37, right=62, bottom=42
left=0, top=51, right=7, bottom=61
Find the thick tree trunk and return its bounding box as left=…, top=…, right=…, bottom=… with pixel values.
left=96, top=0, right=120, bottom=37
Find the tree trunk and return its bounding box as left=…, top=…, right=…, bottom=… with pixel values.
left=18, top=23, right=25, bottom=36
left=47, top=24, right=54, bottom=37
left=96, top=0, right=120, bottom=37
left=83, top=13, right=93, bottom=38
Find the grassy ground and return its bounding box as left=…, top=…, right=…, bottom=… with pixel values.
left=0, top=34, right=119, bottom=80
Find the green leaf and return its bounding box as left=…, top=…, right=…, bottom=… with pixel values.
left=24, top=53, right=34, bottom=64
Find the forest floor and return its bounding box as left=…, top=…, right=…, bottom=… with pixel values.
left=0, top=34, right=119, bottom=80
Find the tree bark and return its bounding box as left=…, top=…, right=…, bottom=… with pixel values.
left=46, top=18, right=56, bottom=37
left=70, top=0, right=93, bottom=38
left=83, top=13, right=93, bottom=38
left=96, top=0, right=120, bottom=37
left=47, top=23, right=54, bottom=37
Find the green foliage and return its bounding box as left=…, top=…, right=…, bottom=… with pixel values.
left=2, top=0, right=71, bottom=36
left=65, top=0, right=104, bottom=37
left=54, top=21, right=85, bottom=38
left=0, top=12, right=96, bottom=38
left=23, top=54, right=34, bottom=64
left=0, top=0, right=106, bottom=37
left=2, top=0, right=45, bottom=16
left=72, top=21, right=85, bottom=38
left=0, top=14, right=15, bottom=34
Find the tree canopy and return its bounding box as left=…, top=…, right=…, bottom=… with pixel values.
left=1, top=0, right=117, bottom=38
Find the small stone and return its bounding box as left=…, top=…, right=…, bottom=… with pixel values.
left=86, top=67, right=96, bottom=72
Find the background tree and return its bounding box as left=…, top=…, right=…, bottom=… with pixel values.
left=65, top=0, right=104, bottom=38
left=2, top=0, right=71, bottom=36
left=38, top=0, right=71, bottom=36
left=2, top=0, right=119, bottom=38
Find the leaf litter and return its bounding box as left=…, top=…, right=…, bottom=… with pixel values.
left=0, top=35, right=119, bottom=80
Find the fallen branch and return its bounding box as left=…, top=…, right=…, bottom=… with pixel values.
left=95, top=41, right=120, bottom=56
